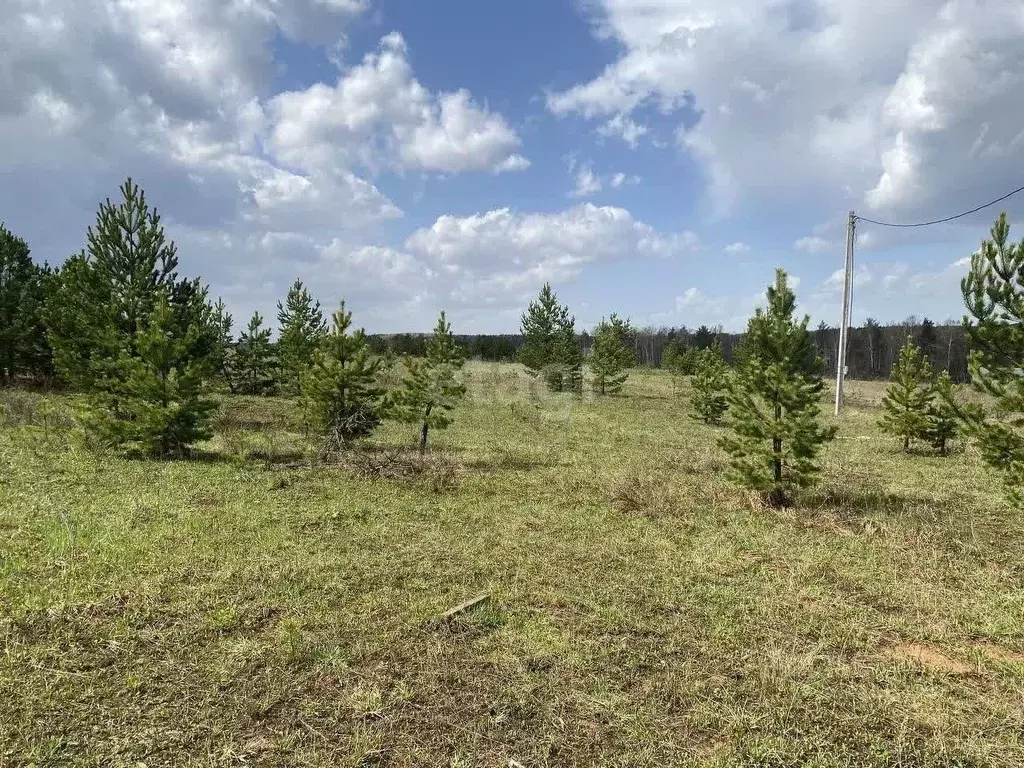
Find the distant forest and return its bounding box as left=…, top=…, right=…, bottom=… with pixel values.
left=368, top=317, right=971, bottom=382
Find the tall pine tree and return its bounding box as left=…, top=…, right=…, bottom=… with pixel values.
left=692, top=325, right=716, bottom=351
left=720, top=270, right=836, bottom=507
left=878, top=339, right=934, bottom=451
left=916, top=317, right=939, bottom=367
left=396, top=311, right=467, bottom=454
left=960, top=213, right=1024, bottom=503
left=277, top=279, right=326, bottom=395
left=0, top=223, right=51, bottom=383
left=234, top=312, right=276, bottom=395
left=302, top=302, right=386, bottom=455
left=864, top=317, right=884, bottom=378
left=43, top=178, right=219, bottom=455
left=589, top=314, right=634, bottom=395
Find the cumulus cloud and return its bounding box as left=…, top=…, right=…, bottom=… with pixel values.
left=267, top=32, right=527, bottom=175
left=550, top=0, right=1024, bottom=223
left=404, top=203, right=700, bottom=308
left=0, top=0, right=542, bottom=330
left=655, top=284, right=775, bottom=332
left=723, top=241, right=750, bottom=255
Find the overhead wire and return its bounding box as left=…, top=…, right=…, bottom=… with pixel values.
left=854, top=183, right=1024, bottom=228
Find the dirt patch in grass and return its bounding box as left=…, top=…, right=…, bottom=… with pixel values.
left=975, top=643, right=1024, bottom=664
left=882, top=642, right=974, bottom=675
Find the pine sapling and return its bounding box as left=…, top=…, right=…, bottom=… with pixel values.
left=520, top=283, right=581, bottom=392
left=235, top=312, right=277, bottom=395
left=277, top=279, right=326, bottom=395
left=719, top=269, right=837, bottom=507
left=924, top=371, right=960, bottom=456
left=86, top=295, right=218, bottom=456
left=396, top=311, right=467, bottom=454
left=301, top=302, right=385, bottom=456
left=210, top=298, right=236, bottom=393
left=961, top=213, right=1024, bottom=504
left=879, top=339, right=933, bottom=451
left=690, top=347, right=729, bottom=424
left=590, top=314, right=634, bottom=395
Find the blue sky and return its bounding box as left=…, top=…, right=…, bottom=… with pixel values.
left=2, top=0, right=1023, bottom=333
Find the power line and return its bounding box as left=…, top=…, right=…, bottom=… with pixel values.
left=855, top=183, right=1024, bottom=228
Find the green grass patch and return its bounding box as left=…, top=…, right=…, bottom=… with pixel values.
left=1, top=366, right=1022, bottom=766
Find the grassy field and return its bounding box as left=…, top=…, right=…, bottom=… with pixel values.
left=2, top=363, right=1023, bottom=767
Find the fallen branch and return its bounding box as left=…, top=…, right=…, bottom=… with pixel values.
left=438, top=593, right=490, bottom=623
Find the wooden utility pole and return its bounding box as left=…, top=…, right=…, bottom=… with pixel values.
left=834, top=211, right=856, bottom=416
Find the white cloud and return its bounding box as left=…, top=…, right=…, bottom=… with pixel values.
left=597, top=113, right=649, bottom=147
left=404, top=203, right=699, bottom=308
left=492, top=154, right=532, bottom=173
left=794, top=236, right=834, bottom=254
left=609, top=172, right=641, bottom=188
left=550, top=0, right=1024, bottom=223
left=571, top=165, right=603, bottom=198
left=0, top=1, right=542, bottom=330
left=567, top=160, right=640, bottom=197
left=268, top=33, right=526, bottom=175
left=819, top=266, right=871, bottom=293
left=654, top=285, right=764, bottom=331
left=723, top=241, right=750, bottom=254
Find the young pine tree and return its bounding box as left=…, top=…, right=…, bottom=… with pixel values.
left=553, top=320, right=584, bottom=394
left=43, top=178, right=218, bottom=455
left=923, top=371, right=961, bottom=456
left=397, top=311, right=467, bottom=454
left=302, top=302, right=386, bottom=455
left=0, top=223, right=51, bottom=383
left=277, top=279, right=326, bottom=395
left=87, top=295, right=218, bottom=455
left=520, top=283, right=581, bottom=392
left=234, top=312, right=277, bottom=395
left=589, top=313, right=635, bottom=395
left=210, top=298, right=236, bottom=393
left=662, top=338, right=693, bottom=394
left=720, top=270, right=837, bottom=507
left=960, top=212, right=1024, bottom=503
left=878, top=339, right=934, bottom=451
left=690, top=347, right=729, bottom=424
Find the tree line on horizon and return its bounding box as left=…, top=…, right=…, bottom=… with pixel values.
left=3, top=178, right=1024, bottom=510
left=371, top=318, right=971, bottom=383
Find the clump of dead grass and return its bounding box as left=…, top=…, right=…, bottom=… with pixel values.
left=609, top=471, right=679, bottom=516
